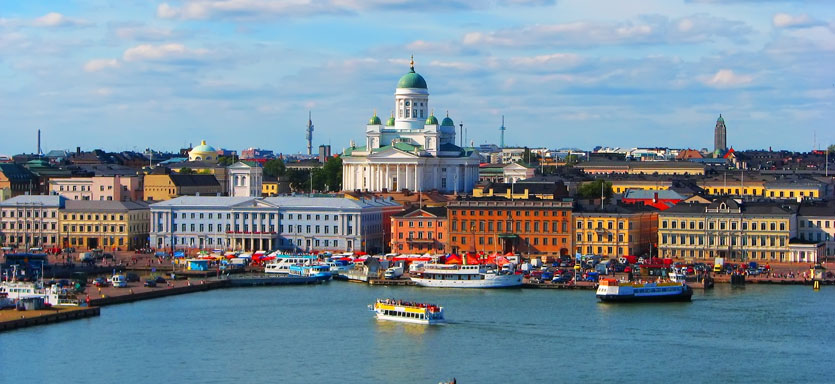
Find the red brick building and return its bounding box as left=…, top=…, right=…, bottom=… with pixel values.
left=447, top=198, right=573, bottom=256
left=390, top=206, right=448, bottom=254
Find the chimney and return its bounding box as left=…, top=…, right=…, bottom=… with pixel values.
left=653, top=192, right=658, bottom=203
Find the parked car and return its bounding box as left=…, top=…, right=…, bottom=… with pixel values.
left=143, top=279, right=157, bottom=288
left=102, top=253, right=114, bottom=260
left=542, top=272, right=554, bottom=281
left=154, top=276, right=167, bottom=284
left=551, top=274, right=572, bottom=283
left=126, top=273, right=140, bottom=282
left=92, top=277, right=108, bottom=287
left=747, top=268, right=760, bottom=276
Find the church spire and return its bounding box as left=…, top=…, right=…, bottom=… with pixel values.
left=410, top=54, right=415, bottom=72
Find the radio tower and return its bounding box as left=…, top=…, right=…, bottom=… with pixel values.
left=306, top=111, right=314, bottom=156
left=499, top=115, right=506, bottom=148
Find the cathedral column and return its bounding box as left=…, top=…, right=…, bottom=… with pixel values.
left=396, top=164, right=401, bottom=191
left=385, top=165, right=390, bottom=191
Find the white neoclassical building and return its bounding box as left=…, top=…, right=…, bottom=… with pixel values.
left=342, top=58, right=481, bottom=194
left=228, top=162, right=262, bottom=198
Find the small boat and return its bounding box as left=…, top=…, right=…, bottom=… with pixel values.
left=596, top=278, right=692, bottom=303
left=668, top=268, right=687, bottom=283
left=264, top=255, right=318, bottom=275
left=410, top=264, right=522, bottom=288
left=369, top=298, right=445, bottom=325
left=288, top=264, right=332, bottom=281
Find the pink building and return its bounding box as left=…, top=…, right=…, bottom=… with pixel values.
left=50, top=175, right=144, bottom=201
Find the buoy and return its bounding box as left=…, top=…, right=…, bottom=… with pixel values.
left=814, top=280, right=820, bottom=290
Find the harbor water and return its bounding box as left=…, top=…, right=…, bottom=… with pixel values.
left=2, top=283, right=833, bottom=383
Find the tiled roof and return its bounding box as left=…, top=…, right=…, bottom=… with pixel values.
left=0, top=195, right=64, bottom=207
left=151, top=196, right=258, bottom=208
left=64, top=200, right=149, bottom=211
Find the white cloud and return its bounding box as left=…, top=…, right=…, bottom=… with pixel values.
left=773, top=13, right=822, bottom=29
left=32, top=12, right=89, bottom=28
left=123, top=43, right=209, bottom=62
left=84, top=58, right=121, bottom=72
left=505, top=53, right=583, bottom=70
left=112, top=25, right=176, bottom=41
left=703, top=69, right=753, bottom=88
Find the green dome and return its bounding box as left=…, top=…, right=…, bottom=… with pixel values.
left=425, top=114, right=438, bottom=125
left=441, top=116, right=454, bottom=127
left=717, top=114, right=724, bottom=123
left=398, top=71, right=427, bottom=89
left=369, top=114, right=382, bottom=125
left=386, top=115, right=395, bottom=126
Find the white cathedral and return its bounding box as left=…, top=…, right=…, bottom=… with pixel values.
left=342, top=58, right=481, bottom=194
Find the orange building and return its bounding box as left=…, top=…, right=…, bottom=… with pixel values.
left=390, top=206, right=448, bottom=254
left=447, top=198, right=573, bottom=256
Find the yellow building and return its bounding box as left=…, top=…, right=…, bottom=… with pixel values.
left=573, top=204, right=658, bottom=257
left=577, top=161, right=705, bottom=176
left=472, top=181, right=567, bottom=200
left=609, top=180, right=673, bottom=195
left=188, top=140, right=219, bottom=163
left=658, top=198, right=796, bottom=262
left=699, top=179, right=765, bottom=197
left=59, top=201, right=150, bottom=250
left=144, top=173, right=221, bottom=201
left=763, top=180, right=824, bottom=199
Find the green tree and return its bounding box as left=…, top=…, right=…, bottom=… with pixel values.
left=178, top=167, right=195, bottom=175
left=263, top=158, right=286, bottom=178
left=217, top=155, right=235, bottom=166
left=577, top=180, right=612, bottom=199
left=828, top=144, right=835, bottom=154
left=321, top=156, right=342, bottom=191
left=564, top=154, right=580, bottom=166
left=286, top=169, right=310, bottom=192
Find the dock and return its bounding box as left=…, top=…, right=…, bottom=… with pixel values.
left=368, top=278, right=416, bottom=286
left=88, top=280, right=226, bottom=307
left=523, top=282, right=596, bottom=290
left=0, top=306, right=100, bottom=332
left=226, top=275, right=321, bottom=287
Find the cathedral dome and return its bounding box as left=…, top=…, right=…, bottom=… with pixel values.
left=425, top=114, right=438, bottom=125
left=369, top=113, right=382, bottom=125
left=397, top=56, right=427, bottom=89
left=441, top=115, right=454, bottom=127
left=188, top=140, right=218, bottom=162
left=386, top=114, right=395, bottom=126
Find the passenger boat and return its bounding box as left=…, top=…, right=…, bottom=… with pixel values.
left=264, top=255, right=318, bottom=275
left=288, top=265, right=332, bottom=281
left=0, top=281, right=79, bottom=306
left=0, top=280, right=43, bottom=301
left=410, top=264, right=522, bottom=288
left=596, top=279, right=693, bottom=303
left=369, top=298, right=445, bottom=325
left=668, top=268, right=687, bottom=283
left=0, top=292, right=14, bottom=309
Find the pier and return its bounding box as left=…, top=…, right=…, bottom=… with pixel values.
left=0, top=306, right=100, bottom=332
left=368, top=278, right=416, bottom=286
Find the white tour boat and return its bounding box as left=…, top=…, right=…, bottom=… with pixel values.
left=596, top=278, right=693, bottom=303
left=369, top=299, right=445, bottom=325
left=264, top=256, right=318, bottom=275
left=410, top=264, right=522, bottom=288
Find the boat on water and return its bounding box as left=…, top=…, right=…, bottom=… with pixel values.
left=288, top=264, right=332, bottom=281
left=0, top=281, right=80, bottom=306
left=410, top=264, right=522, bottom=288
left=668, top=268, right=687, bottom=283
left=0, top=292, right=14, bottom=309
left=110, top=274, right=128, bottom=288
left=264, top=255, right=318, bottom=275
left=369, top=298, right=445, bottom=325
left=596, top=278, right=693, bottom=303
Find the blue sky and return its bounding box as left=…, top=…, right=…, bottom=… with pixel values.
left=1, top=0, right=833, bottom=156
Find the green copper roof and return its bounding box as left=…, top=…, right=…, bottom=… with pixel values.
left=369, top=114, right=382, bottom=125
left=397, top=70, right=427, bottom=89
left=386, top=115, right=395, bottom=126
left=371, top=142, right=423, bottom=153
left=717, top=114, right=724, bottom=123
left=441, top=116, right=454, bottom=127
left=425, top=114, right=438, bottom=125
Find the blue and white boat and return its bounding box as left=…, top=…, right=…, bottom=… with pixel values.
left=289, top=265, right=332, bottom=281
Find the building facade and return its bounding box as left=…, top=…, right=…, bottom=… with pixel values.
left=149, top=196, right=402, bottom=254
left=797, top=200, right=835, bottom=260
left=59, top=201, right=150, bottom=250
left=228, top=162, right=263, bottom=198
left=447, top=198, right=573, bottom=256
left=0, top=195, right=64, bottom=249
left=390, top=206, right=448, bottom=254
left=573, top=204, right=658, bottom=258
left=341, top=58, right=481, bottom=194
left=50, top=175, right=144, bottom=201
left=144, top=173, right=222, bottom=201
left=0, top=164, right=37, bottom=197
left=658, top=198, right=797, bottom=262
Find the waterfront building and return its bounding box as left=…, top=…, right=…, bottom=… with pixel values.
left=49, top=175, right=144, bottom=201
left=797, top=200, right=835, bottom=259
left=0, top=195, right=64, bottom=249
left=0, top=163, right=37, bottom=197
left=143, top=172, right=221, bottom=201
left=714, top=114, right=727, bottom=154
left=447, top=198, right=573, bottom=256
left=149, top=196, right=402, bottom=253
left=609, top=179, right=674, bottom=195
left=699, top=175, right=825, bottom=200
left=473, top=181, right=568, bottom=200
left=573, top=203, right=658, bottom=257
left=390, top=206, right=448, bottom=254
left=227, top=162, right=262, bottom=198
left=341, top=58, right=480, bottom=194
left=59, top=200, right=149, bottom=250
left=658, top=197, right=797, bottom=262
left=188, top=140, right=219, bottom=163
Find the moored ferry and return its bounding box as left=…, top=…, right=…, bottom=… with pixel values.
left=369, top=299, right=445, bottom=325
left=410, top=264, right=522, bottom=288
left=264, top=255, right=318, bottom=275
left=596, top=279, right=693, bottom=303
left=288, top=264, right=332, bottom=281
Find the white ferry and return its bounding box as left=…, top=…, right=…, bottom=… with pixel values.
left=410, top=264, right=522, bottom=288
left=0, top=281, right=79, bottom=306
left=668, top=268, right=687, bottom=283
left=264, top=256, right=318, bottom=275
left=369, top=299, right=445, bottom=325
left=596, top=279, right=693, bottom=303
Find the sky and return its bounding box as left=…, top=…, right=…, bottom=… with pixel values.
left=0, top=0, right=833, bottom=156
